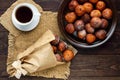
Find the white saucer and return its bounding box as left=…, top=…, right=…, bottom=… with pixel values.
left=12, top=14, right=40, bottom=31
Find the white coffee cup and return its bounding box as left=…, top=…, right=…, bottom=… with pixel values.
left=12, top=3, right=41, bottom=31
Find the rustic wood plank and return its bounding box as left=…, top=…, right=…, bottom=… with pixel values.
left=0, top=31, right=8, bottom=55
left=1, top=77, right=120, bottom=80
left=0, top=0, right=63, bottom=14
left=70, top=55, right=120, bottom=77
left=35, top=0, right=63, bottom=12
left=1, top=77, right=62, bottom=80
left=0, top=77, right=61, bottom=80
left=69, top=77, right=120, bottom=80
left=1, top=55, right=120, bottom=77
left=115, top=0, right=120, bottom=10
left=0, top=25, right=8, bottom=32
left=0, top=55, right=8, bottom=77
left=0, top=0, right=16, bottom=15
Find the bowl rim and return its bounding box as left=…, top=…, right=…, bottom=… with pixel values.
left=57, top=0, right=117, bottom=48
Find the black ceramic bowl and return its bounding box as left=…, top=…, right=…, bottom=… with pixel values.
left=58, top=0, right=117, bottom=48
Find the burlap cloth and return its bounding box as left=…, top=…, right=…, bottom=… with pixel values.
left=0, top=0, right=71, bottom=79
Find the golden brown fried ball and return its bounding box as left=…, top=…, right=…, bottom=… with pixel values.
left=85, top=23, right=95, bottom=33
left=51, top=35, right=60, bottom=45
left=78, top=30, right=87, bottom=39
left=58, top=41, right=67, bottom=52
left=83, top=2, right=93, bottom=13
left=90, top=10, right=102, bottom=17
left=65, top=12, right=77, bottom=23
left=63, top=49, right=74, bottom=62
left=81, top=13, right=91, bottom=23
left=95, top=30, right=107, bottom=40
left=65, top=23, right=75, bottom=34
left=90, top=17, right=102, bottom=28
left=52, top=46, right=57, bottom=53
left=75, top=5, right=86, bottom=16
left=96, top=1, right=106, bottom=11
left=102, top=8, right=112, bottom=19
left=69, top=0, right=79, bottom=11
left=55, top=54, right=62, bottom=62
left=74, top=20, right=85, bottom=31
left=86, top=34, right=96, bottom=44
left=101, top=18, right=109, bottom=29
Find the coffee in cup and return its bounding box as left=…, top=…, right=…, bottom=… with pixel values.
left=16, top=6, right=33, bottom=23
left=12, top=3, right=41, bottom=31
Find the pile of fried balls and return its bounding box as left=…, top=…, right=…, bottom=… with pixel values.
left=65, top=0, right=113, bottom=44
left=51, top=35, right=74, bottom=62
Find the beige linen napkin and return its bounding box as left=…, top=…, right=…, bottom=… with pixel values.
left=0, top=0, right=77, bottom=79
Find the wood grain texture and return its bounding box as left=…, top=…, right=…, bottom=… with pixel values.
left=1, top=77, right=120, bottom=80
left=0, top=32, right=8, bottom=55
left=0, top=0, right=120, bottom=80
left=1, top=55, right=120, bottom=79
left=71, top=55, right=120, bottom=77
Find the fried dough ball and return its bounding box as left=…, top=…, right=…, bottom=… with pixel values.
left=78, top=30, right=87, bottom=39
left=65, top=12, right=77, bottom=23
left=52, top=46, right=57, bottom=53
left=101, top=19, right=109, bottom=29
left=90, top=17, right=102, bottom=28
left=81, top=13, right=91, bottom=23
left=63, top=49, right=74, bottom=62
left=102, top=8, right=112, bottom=19
left=85, top=23, right=95, bottom=33
left=90, top=10, right=102, bottom=17
left=96, top=1, right=106, bottom=11
left=55, top=54, right=62, bottom=62
left=83, top=2, right=93, bottom=13
left=75, top=5, right=86, bottom=16
left=74, top=20, right=85, bottom=31
left=95, top=30, right=107, bottom=40
left=89, top=0, right=98, bottom=4
left=69, top=0, right=79, bottom=11
left=65, top=23, right=75, bottom=34
left=86, top=34, right=96, bottom=43
left=51, top=35, right=60, bottom=45
left=58, top=41, right=67, bottom=52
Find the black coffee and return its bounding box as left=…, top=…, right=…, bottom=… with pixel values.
left=16, top=6, right=33, bottom=23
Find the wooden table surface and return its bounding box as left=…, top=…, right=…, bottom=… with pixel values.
left=0, top=0, right=120, bottom=80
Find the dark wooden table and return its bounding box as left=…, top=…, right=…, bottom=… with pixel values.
left=0, top=0, right=120, bottom=80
